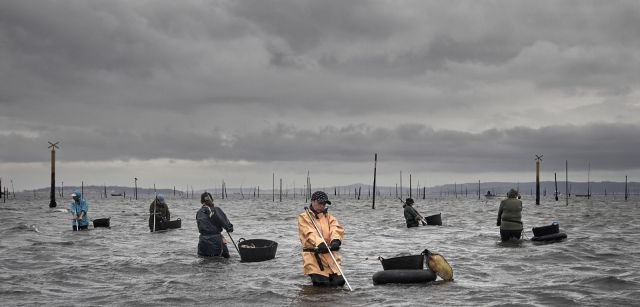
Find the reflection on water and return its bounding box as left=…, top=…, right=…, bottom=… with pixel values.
left=0, top=194, right=639, bottom=306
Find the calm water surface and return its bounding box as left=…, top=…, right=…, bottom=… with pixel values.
left=1, top=193, right=639, bottom=306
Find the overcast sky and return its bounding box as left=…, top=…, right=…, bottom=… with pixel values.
left=1, top=0, right=639, bottom=191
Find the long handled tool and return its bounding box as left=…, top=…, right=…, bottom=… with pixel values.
left=225, top=230, right=240, bottom=255
left=398, top=197, right=427, bottom=226
left=304, top=207, right=353, bottom=291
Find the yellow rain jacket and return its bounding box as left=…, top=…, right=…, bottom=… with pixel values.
left=298, top=210, right=344, bottom=277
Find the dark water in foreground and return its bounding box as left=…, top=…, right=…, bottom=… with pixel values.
left=1, top=194, right=639, bottom=306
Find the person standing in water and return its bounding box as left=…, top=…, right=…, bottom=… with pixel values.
left=497, top=189, right=523, bottom=241
left=403, top=198, right=424, bottom=228
left=196, top=192, right=234, bottom=258
left=149, top=194, right=170, bottom=231
left=70, top=190, right=89, bottom=230
left=298, top=191, right=345, bottom=287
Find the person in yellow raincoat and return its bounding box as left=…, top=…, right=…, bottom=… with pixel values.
left=298, top=191, right=345, bottom=287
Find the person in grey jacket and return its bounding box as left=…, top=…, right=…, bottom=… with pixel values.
left=497, top=189, right=523, bottom=241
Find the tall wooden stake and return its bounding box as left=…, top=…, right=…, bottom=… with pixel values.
left=535, top=154, right=543, bottom=205
left=400, top=171, right=403, bottom=200
left=48, top=141, right=59, bottom=208
left=554, top=172, right=558, bottom=201
left=565, top=160, right=569, bottom=206
left=625, top=175, right=628, bottom=201
left=372, top=154, right=377, bottom=209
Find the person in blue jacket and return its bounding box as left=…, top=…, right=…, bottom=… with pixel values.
left=196, top=192, right=234, bottom=257
left=70, top=190, right=89, bottom=230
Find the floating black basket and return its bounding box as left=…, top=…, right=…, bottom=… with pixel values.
left=425, top=213, right=442, bottom=226
left=238, top=238, right=278, bottom=262
left=532, top=223, right=559, bottom=237
left=93, top=217, right=110, bottom=228
left=378, top=254, right=424, bottom=270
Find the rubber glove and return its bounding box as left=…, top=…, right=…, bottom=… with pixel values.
left=330, top=239, right=341, bottom=251
left=316, top=242, right=329, bottom=253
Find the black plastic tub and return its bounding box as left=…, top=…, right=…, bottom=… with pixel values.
left=238, top=238, right=278, bottom=262
left=425, top=213, right=442, bottom=226
left=149, top=218, right=182, bottom=232
left=532, top=223, right=559, bottom=237
left=93, top=217, right=110, bottom=228
left=378, top=254, right=424, bottom=270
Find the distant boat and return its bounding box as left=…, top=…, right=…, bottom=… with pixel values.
left=484, top=191, right=496, bottom=199
left=110, top=193, right=123, bottom=197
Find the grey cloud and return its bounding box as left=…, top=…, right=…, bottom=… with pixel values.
left=2, top=122, right=638, bottom=174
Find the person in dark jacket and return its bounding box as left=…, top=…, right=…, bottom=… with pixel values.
left=497, top=189, right=523, bottom=241
left=196, top=192, right=234, bottom=258
left=149, top=194, right=170, bottom=232
left=403, top=198, right=424, bottom=228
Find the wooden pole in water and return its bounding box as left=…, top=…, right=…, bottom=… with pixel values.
left=478, top=180, right=480, bottom=200
left=409, top=174, right=412, bottom=198
left=554, top=172, right=558, bottom=201
left=400, top=171, right=403, bottom=200
left=535, top=154, right=542, bottom=205
left=272, top=173, right=275, bottom=202
left=625, top=175, right=628, bottom=201
left=372, top=153, right=377, bottom=209
left=587, top=162, right=591, bottom=199
left=48, top=141, right=59, bottom=208
left=279, top=178, right=282, bottom=202
left=81, top=181, right=84, bottom=199
left=454, top=182, right=457, bottom=199
left=134, top=178, right=138, bottom=200
left=565, top=160, right=569, bottom=206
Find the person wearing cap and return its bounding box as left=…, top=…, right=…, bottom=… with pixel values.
left=298, top=191, right=345, bottom=287
left=149, top=194, right=171, bottom=232
left=69, top=190, right=89, bottom=230
left=403, top=198, right=423, bottom=228
left=497, top=189, right=523, bottom=241
left=196, top=192, right=234, bottom=258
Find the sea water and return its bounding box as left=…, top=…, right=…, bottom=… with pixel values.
left=1, top=194, right=638, bottom=306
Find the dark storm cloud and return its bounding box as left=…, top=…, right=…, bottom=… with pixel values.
left=1, top=0, right=640, bottom=184
left=2, top=122, right=638, bottom=173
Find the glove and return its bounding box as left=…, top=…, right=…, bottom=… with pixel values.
left=226, top=226, right=234, bottom=233
left=330, top=239, right=341, bottom=251
left=316, top=242, right=329, bottom=253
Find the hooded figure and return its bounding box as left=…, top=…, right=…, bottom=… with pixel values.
left=403, top=198, right=421, bottom=228
left=497, top=189, right=523, bottom=241
left=298, top=191, right=345, bottom=287
left=196, top=192, right=234, bottom=258
left=149, top=194, right=171, bottom=231
left=70, top=190, right=89, bottom=230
